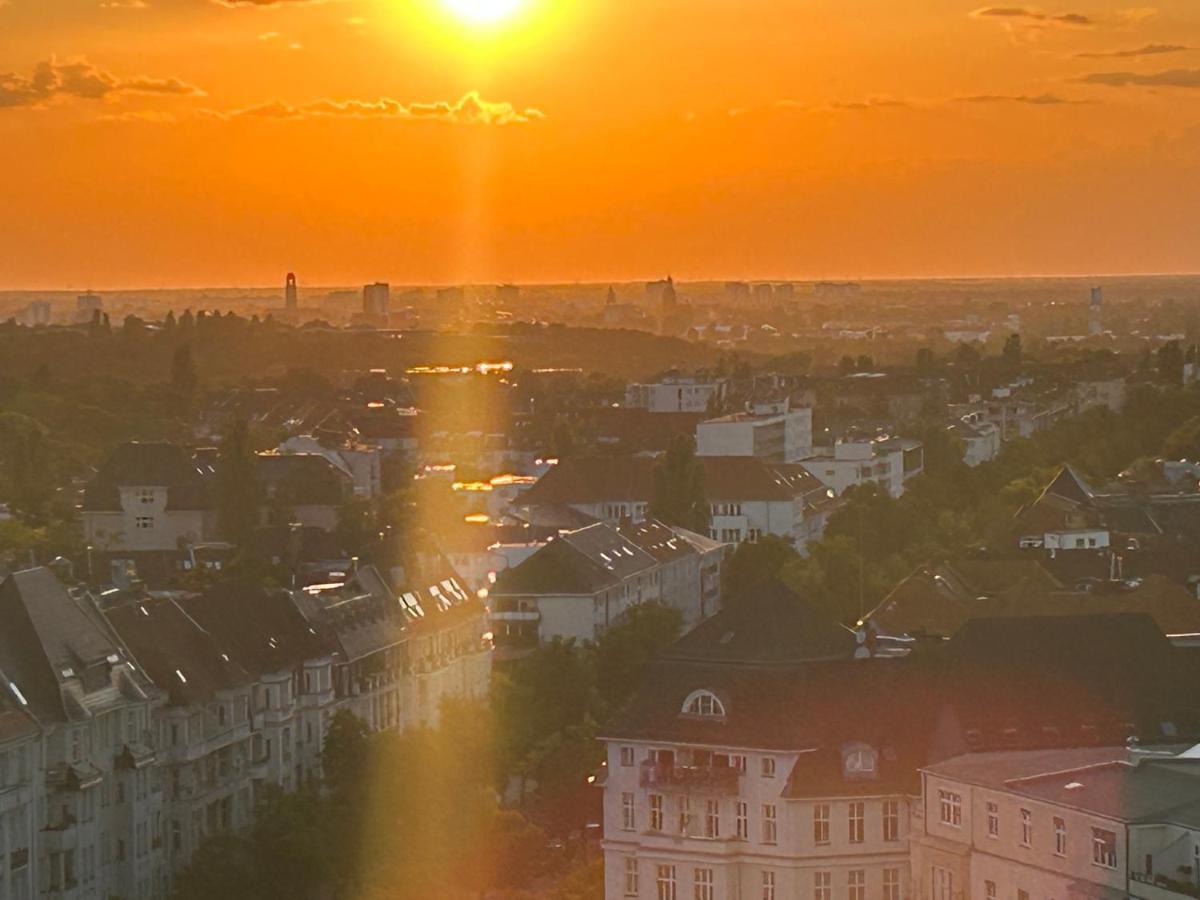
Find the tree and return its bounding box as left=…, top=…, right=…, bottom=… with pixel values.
left=720, top=535, right=800, bottom=609
left=1157, top=340, right=1185, bottom=385
left=215, top=418, right=260, bottom=552
left=649, top=435, right=708, bottom=533
left=171, top=344, right=198, bottom=397
left=1163, top=416, right=1200, bottom=460
left=915, top=347, right=935, bottom=373
left=1002, top=332, right=1023, bottom=366
left=594, top=602, right=682, bottom=711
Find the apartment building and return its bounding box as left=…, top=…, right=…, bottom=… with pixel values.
left=490, top=520, right=726, bottom=649
left=696, top=400, right=813, bottom=463
left=0, top=568, right=167, bottom=900
left=516, top=455, right=839, bottom=550
left=0, top=563, right=492, bottom=899
left=625, top=378, right=723, bottom=414
left=914, top=745, right=1200, bottom=900
left=599, top=588, right=934, bottom=900
left=799, top=436, right=924, bottom=499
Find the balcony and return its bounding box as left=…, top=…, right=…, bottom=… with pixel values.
left=639, top=760, right=740, bottom=794
left=1132, top=872, right=1200, bottom=900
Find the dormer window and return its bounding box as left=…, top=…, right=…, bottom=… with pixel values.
left=843, top=744, right=877, bottom=777
left=681, top=689, right=726, bottom=719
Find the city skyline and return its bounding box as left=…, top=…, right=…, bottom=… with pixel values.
left=2, top=0, right=1200, bottom=288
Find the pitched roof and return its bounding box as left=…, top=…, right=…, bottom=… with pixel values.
left=106, top=596, right=251, bottom=706
left=83, top=441, right=213, bottom=511
left=519, top=455, right=834, bottom=506
left=492, top=522, right=657, bottom=597
left=256, top=453, right=351, bottom=506
left=667, top=579, right=856, bottom=665
left=0, top=568, right=150, bottom=723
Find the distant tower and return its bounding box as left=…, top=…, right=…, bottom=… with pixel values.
left=1089, top=286, right=1102, bottom=336
left=363, top=282, right=390, bottom=317
left=606, top=286, right=616, bottom=306
left=662, top=276, right=677, bottom=313
left=285, top=273, right=298, bottom=310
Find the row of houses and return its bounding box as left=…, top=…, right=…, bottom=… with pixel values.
left=0, top=563, right=490, bottom=900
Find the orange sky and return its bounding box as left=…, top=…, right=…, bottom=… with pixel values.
left=1, top=0, right=1199, bottom=288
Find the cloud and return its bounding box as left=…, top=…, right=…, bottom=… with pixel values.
left=100, top=0, right=149, bottom=7
left=1077, top=43, right=1189, bottom=58
left=956, top=92, right=1084, bottom=104
left=828, top=96, right=911, bottom=111
left=258, top=31, right=280, bottom=39
left=0, top=57, right=204, bottom=110
left=212, top=90, right=544, bottom=124
left=1079, top=68, right=1200, bottom=87
left=971, top=6, right=1093, bottom=27
left=212, top=0, right=333, bottom=6
left=96, top=110, right=178, bottom=123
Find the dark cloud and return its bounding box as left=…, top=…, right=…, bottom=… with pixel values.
left=213, top=90, right=544, bottom=124
left=1077, top=44, right=1191, bottom=59
left=828, top=97, right=911, bottom=111
left=957, top=92, right=1083, bottom=104
left=971, top=6, right=1093, bottom=26
left=0, top=57, right=203, bottom=109
left=1079, top=68, right=1200, bottom=88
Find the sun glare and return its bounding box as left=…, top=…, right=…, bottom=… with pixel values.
left=443, top=0, right=524, bottom=25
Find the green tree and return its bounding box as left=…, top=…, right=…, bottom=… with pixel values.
left=170, top=344, right=198, bottom=399
left=594, top=602, right=682, bottom=711
left=721, top=535, right=800, bottom=609
left=649, top=435, right=709, bottom=533
left=1002, top=332, right=1023, bottom=366
left=215, top=418, right=260, bottom=552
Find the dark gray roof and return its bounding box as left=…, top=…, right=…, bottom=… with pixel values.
left=0, top=568, right=150, bottom=723
left=492, top=523, right=656, bottom=597
left=83, top=441, right=212, bottom=512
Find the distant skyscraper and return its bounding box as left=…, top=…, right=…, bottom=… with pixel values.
left=1089, top=286, right=1103, bottom=336
left=363, top=282, right=390, bottom=317
left=285, top=272, right=298, bottom=310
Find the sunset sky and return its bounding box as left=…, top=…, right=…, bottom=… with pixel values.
left=1, top=0, right=1199, bottom=288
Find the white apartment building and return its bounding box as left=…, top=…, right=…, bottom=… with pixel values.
left=914, top=745, right=1200, bottom=900
left=490, top=521, right=726, bottom=649
left=625, top=379, right=723, bottom=414
left=599, top=600, right=931, bottom=900
left=949, top=416, right=1001, bottom=468
left=696, top=400, right=813, bottom=463
left=799, top=437, right=924, bottom=499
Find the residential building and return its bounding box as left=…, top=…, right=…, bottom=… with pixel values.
left=490, top=520, right=725, bottom=649
left=0, top=568, right=167, bottom=900
left=949, top=415, right=1001, bottom=467
left=799, top=436, right=924, bottom=498
left=362, top=282, right=390, bottom=317
left=276, top=435, right=384, bottom=498
left=624, top=378, right=722, bottom=415
left=256, top=453, right=353, bottom=532
left=81, top=442, right=215, bottom=561
left=516, top=455, right=840, bottom=550
left=0, top=691, right=39, bottom=900
left=914, top=745, right=1200, bottom=900
left=599, top=586, right=928, bottom=900
left=696, top=399, right=813, bottom=463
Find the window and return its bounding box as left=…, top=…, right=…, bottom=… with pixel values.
left=883, top=800, right=900, bottom=841
left=694, top=868, right=714, bottom=900
left=657, top=865, right=677, bottom=900
left=620, top=746, right=635, bottom=767
left=884, top=869, right=901, bottom=900
left=649, top=794, right=664, bottom=831
left=849, top=801, right=865, bottom=843
left=624, top=859, right=639, bottom=897
left=848, top=870, right=865, bottom=900
left=987, top=801, right=999, bottom=837
left=938, top=790, right=962, bottom=827
left=844, top=745, right=877, bottom=775
left=762, top=870, right=776, bottom=900
left=137, top=489, right=155, bottom=504
left=621, top=792, right=635, bottom=831
left=814, top=871, right=832, bottom=900
left=985, top=882, right=996, bottom=900
left=1054, top=817, right=1067, bottom=856
left=732, top=755, right=747, bottom=773
left=761, top=757, right=776, bottom=778
left=1092, top=828, right=1117, bottom=869
left=678, top=796, right=692, bottom=835
left=931, top=867, right=954, bottom=900
left=736, top=801, right=748, bottom=840
left=682, top=690, right=725, bottom=719
left=813, top=803, right=830, bottom=845
left=135, top=516, right=154, bottom=530
left=762, top=804, right=777, bottom=844
left=1019, top=808, right=1032, bottom=846
left=704, top=799, right=721, bottom=838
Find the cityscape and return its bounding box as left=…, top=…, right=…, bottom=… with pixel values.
left=3, top=2, right=1200, bottom=900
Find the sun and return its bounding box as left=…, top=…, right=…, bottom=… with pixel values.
left=443, top=0, right=525, bottom=25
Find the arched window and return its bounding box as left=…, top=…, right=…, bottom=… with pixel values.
left=681, top=689, right=726, bottom=719
left=843, top=743, right=877, bottom=776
